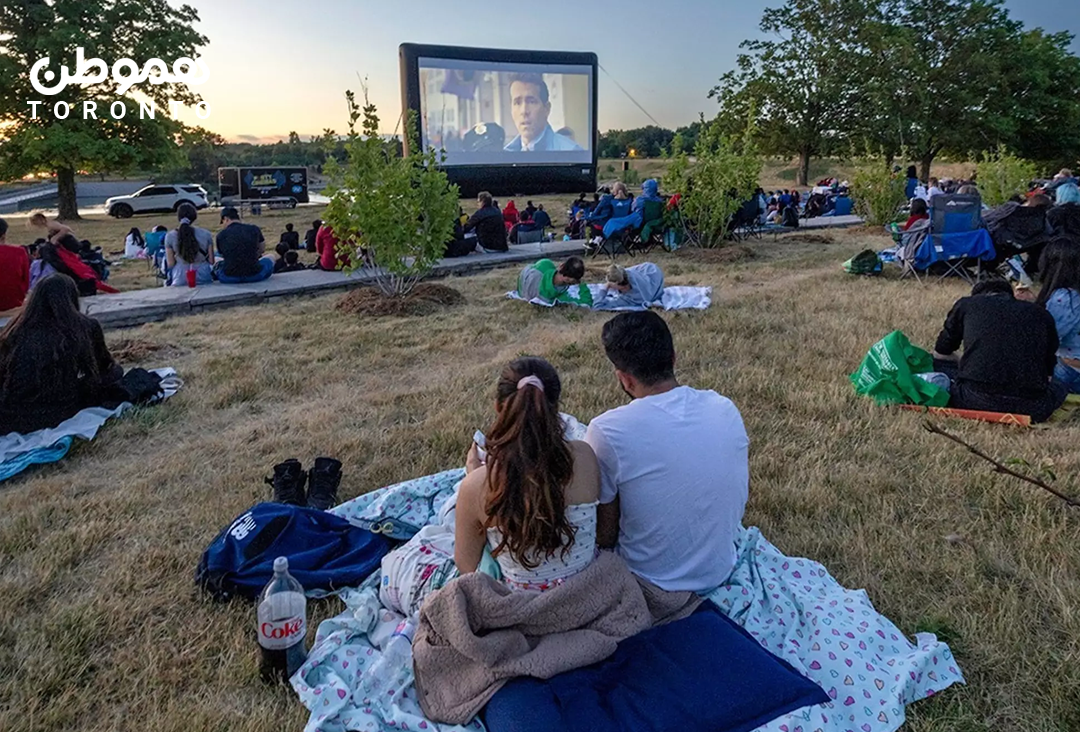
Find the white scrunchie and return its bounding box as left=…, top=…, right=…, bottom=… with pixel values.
left=517, top=375, right=545, bottom=392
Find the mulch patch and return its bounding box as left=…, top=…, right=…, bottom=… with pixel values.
left=110, top=338, right=168, bottom=364
left=674, top=245, right=756, bottom=264
left=780, top=233, right=833, bottom=245
left=336, top=283, right=466, bottom=317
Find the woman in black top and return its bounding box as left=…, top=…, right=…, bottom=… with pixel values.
left=0, top=274, right=123, bottom=434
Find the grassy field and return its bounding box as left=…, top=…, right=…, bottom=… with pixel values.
left=1, top=227, right=1078, bottom=732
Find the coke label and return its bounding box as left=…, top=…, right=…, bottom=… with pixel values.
left=258, top=615, right=306, bottom=649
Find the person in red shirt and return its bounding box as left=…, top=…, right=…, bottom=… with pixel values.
left=902, top=198, right=930, bottom=231
left=0, top=218, right=30, bottom=312
left=315, top=224, right=353, bottom=271
left=48, top=235, right=119, bottom=295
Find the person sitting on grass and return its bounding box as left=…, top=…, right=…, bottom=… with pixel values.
left=124, top=227, right=145, bottom=259
left=462, top=191, right=508, bottom=253
left=0, top=218, right=30, bottom=314
left=932, top=275, right=1067, bottom=422
left=594, top=262, right=665, bottom=310
left=28, top=212, right=74, bottom=245
left=280, top=223, right=301, bottom=250
left=455, top=357, right=600, bottom=589
left=304, top=219, right=321, bottom=253
left=165, top=203, right=215, bottom=287
left=515, top=257, right=592, bottom=307
left=0, top=273, right=123, bottom=435
left=586, top=311, right=750, bottom=593
left=279, top=249, right=307, bottom=272
left=902, top=198, right=930, bottom=231
left=1036, top=240, right=1080, bottom=394
left=533, top=204, right=552, bottom=232
left=50, top=235, right=119, bottom=295
left=315, top=223, right=354, bottom=271
left=216, top=207, right=279, bottom=284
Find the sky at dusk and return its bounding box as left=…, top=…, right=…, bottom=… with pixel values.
left=166, top=0, right=1080, bottom=143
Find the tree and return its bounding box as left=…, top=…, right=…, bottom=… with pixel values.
left=598, top=126, right=676, bottom=158
left=850, top=157, right=908, bottom=226
left=0, top=0, right=208, bottom=219
left=975, top=145, right=1038, bottom=207
left=665, top=117, right=762, bottom=247
left=711, top=0, right=873, bottom=186
left=321, top=89, right=459, bottom=298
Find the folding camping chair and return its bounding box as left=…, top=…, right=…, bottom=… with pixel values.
left=898, top=194, right=996, bottom=283
left=728, top=198, right=763, bottom=242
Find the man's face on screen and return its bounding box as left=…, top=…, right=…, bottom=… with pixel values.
left=510, top=81, right=550, bottom=144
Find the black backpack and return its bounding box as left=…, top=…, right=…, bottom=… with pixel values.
left=781, top=205, right=800, bottom=228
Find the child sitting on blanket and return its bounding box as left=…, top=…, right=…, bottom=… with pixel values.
left=515, top=257, right=593, bottom=307
left=455, top=357, right=601, bottom=590
left=595, top=262, right=665, bottom=310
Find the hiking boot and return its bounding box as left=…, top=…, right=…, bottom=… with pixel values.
left=265, top=459, right=307, bottom=506
left=307, top=457, right=342, bottom=511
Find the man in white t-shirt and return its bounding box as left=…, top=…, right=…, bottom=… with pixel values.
left=585, top=311, right=749, bottom=593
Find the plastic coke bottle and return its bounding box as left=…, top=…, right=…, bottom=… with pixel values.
left=362, top=618, right=417, bottom=699
left=257, top=556, right=308, bottom=684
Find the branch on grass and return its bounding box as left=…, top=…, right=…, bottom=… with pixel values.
left=923, top=421, right=1080, bottom=508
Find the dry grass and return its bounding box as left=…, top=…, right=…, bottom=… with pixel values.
left=1, top=229, right=1079, bottom=732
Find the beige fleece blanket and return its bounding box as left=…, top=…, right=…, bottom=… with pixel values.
left=412, top=550, right=702, bottom=724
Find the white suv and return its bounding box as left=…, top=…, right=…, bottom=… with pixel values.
left=106, top=184, right=210, bottom=218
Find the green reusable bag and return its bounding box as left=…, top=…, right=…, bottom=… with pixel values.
left=850, top=330, right=950, bottom=407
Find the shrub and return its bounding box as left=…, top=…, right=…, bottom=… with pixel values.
left=666, top=117, right=761, bottom=248
left=322, top=88, right=459, bottom=298
left=975, top=146, right=1038, bottom=207
left=850, top=158, right=908, bottom=226
left=620, top=167, right=642, bottom=186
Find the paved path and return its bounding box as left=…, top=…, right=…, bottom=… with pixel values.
left=77, top=239, right=587, bottom=329
left=1, top=214, right=865, bottom=330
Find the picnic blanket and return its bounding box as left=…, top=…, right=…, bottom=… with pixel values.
left=413, top=550, right=701, bottom=724
left=293, top=442, right=964, bottom=732
left=0, top=368, right=182, bottom=483
left=507, top=285, right=712, bottom=312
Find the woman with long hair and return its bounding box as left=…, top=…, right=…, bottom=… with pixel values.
left=0, top=274, right=123, bottom=434
left=124, top=227, right=145, bottom=258
left=1037, top=239, right=1080, bottom=393
left=455, top=357, right=599, bottom=590
left=164, top=203, right=215, bottom=286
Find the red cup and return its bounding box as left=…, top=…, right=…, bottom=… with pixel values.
left=186, top=270, right=197, bottom=288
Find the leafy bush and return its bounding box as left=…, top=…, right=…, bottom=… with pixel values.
left=851, top=158, right=908, bottom=226
left=322, top=89, right=459, bottom=298
left=665, top=117, right=761, bottom=248
left=975, top=146, right=1038, bottom=207
left=620, top=167, right=642, bottom=186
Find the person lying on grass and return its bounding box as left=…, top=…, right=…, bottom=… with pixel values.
left=454, top=357, right=600, bottom=590
left=932, top=275, right=1068, bottom=422
left=586, top=312, right=750, bottom=593
left=515, top=256, right=593, bottom=307
left=594, top=262, right=665, bottom=309
left=0, top=273, right=123, bottom=435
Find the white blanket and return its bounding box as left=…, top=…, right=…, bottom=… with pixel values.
left=506, top=285, right=712, bottom=311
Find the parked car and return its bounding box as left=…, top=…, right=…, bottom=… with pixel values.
left=105, top=184, right=209, bottom=218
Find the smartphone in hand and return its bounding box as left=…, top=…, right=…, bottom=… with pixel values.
left=473, top=430, right=487, bottom=463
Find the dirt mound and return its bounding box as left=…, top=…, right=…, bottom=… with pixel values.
left=110, top=338, right=164, bottom=363
left=674, top=245, right=755, bottom=264
left=337, top=283, right=466, bottom=317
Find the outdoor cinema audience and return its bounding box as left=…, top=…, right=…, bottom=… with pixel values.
left=0, top=273, right=122, bottom=435
left=165, top=203, right=215, bottom=286
left=280, top=223, right=301, bottom=250
left=515, top=257, right=592, bottom=307
left=304, top=219, right=321, bottom=253
left=932, top=276, right=1067, bottom=423
left=315, top=223, right=353, bottom=271
left=461, top=191, right=509, bottom=254
left=1036, top=239, right=1080, bottom=394
left=902, top=198, right=929, bottom=231
left=594, top=262, right=665, bottom=310
left=0, top=218, right=30, bottom=313
left=216, top=207, right=279, bottom=284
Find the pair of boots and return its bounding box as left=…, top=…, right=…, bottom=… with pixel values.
left=265, top=458, right=342, bottom=511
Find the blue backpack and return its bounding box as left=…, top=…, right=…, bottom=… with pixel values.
left=197, top=502, right=393, bottom=602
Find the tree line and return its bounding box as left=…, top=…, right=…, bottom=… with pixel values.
left=711, top=0, right=1080, bottom=185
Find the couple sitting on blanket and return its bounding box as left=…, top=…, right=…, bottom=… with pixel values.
left=516, top=257, right=666, bottom=309
left=456, top=310, right=749, bottom=595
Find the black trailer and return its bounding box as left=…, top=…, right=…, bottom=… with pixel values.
left=218, top=167, right=310, bottom=209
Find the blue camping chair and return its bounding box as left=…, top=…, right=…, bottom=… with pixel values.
left=898, top=194, right=995, bottom=283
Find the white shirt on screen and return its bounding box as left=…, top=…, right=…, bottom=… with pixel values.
left=584, top=386, right=750, bottom=593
